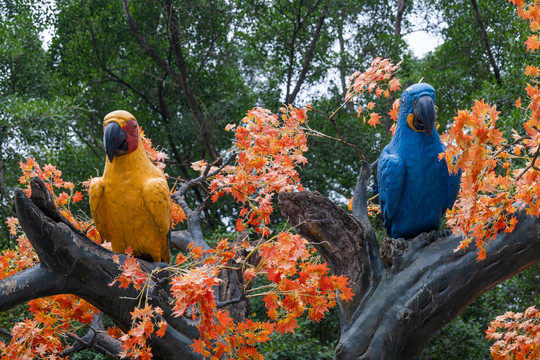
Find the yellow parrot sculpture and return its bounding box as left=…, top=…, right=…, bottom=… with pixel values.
left=90, top=110, right=171, bottom=263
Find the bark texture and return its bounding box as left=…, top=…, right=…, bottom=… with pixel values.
left=1, top=178, right=209, bottom=359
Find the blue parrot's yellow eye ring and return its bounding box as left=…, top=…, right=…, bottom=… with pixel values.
left=407, top=113, right=425, bottom=132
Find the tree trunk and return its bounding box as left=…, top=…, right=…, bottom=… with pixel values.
left=122, top=0, right=219, bottom=161
left=394, top=0, right=407, bottom=38
left=470, top=0, right=502, bottom=86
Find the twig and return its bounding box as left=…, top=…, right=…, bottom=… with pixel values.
left=515, top=146, right=540, bottom=182
left=306, top=102, right=366, bottom=159
left=304, top=126, right=365, bottom=159
left=216, top=295, right=246, bottom=309
left=177, top=153, right=236, bottom=197
left=492, top=135, right=528, bottom=159
left=0, top=328, right=11, bottom=339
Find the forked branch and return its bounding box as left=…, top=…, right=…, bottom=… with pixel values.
left=278, top=188, right=540, bottom=360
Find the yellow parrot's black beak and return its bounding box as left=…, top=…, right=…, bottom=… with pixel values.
left=104, top=122, right=128, bottom=162
left=412, top=95, right=436, bottom=136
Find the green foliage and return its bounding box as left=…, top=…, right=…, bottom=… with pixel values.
left=422, top=263, right=540, bottom=359
left=69, top=350, right=113, bottom=360
left=0, top=304, right=27, bottom=334
left=250, top=279, right=340, bottom=360
left=419, top=0, right=532, bottom=127
left=421, top=316, right=491, bottom=360
left=258, top=314, right=338, bottom=360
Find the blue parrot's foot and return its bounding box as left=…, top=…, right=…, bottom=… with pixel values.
left=423, top=229, right=453, bottom=244
left=379, top=236, right=410, bottom=266
left=438, top=229, right=453, bottom=238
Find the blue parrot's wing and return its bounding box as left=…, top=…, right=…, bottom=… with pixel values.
left=378, top=153, right=406, bottom=227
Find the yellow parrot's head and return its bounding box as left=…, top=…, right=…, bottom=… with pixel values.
left=103, top=110, right=140, bottom=163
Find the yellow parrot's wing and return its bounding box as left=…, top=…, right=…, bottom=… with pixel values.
left=89, top=177, right=110, bottom=242
left=141, top=177, right=172, bottom=239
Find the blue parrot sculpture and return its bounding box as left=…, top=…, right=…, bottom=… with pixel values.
left=377, top=83, right=461, bottom=239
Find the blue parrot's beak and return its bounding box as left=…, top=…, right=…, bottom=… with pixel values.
left=412, top=95, right=436, bottom=136
left=104, top=122, right=128, bottom=162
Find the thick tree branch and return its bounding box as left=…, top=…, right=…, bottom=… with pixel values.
left=3, top=177, right=201, bottom=360
left=0, top=265, right=68, bottom=312
left=169, top=230, right=196, bottom=252
left=279, top=190, right=540, bottom=360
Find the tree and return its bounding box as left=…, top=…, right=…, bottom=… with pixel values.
left=419, top=0, right=531, bottom=125
left=2, top=0, right=540, bottom=359
left=0, top=35, right=537, bottom=359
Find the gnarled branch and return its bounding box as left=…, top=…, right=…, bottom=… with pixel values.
left=3, top=178, right=201, bottom=360
left=279, top=188, right=540, bottom=360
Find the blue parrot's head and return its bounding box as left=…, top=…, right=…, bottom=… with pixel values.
left=399, top=83, right=436, bottom=136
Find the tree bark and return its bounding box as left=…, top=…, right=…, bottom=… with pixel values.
left=394, top=0, right=407, bottom=38
left=1, top=178, right=213, bottom=359
left=278, top=189, right=540, bottom=359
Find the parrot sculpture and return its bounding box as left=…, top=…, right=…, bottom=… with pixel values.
left=377, top=83, right=461, bottom=239
left=90, top=110, right=171, bottom=263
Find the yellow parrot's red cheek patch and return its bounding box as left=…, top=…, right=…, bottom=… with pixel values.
left=123, top=119, right=140, bottom=155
